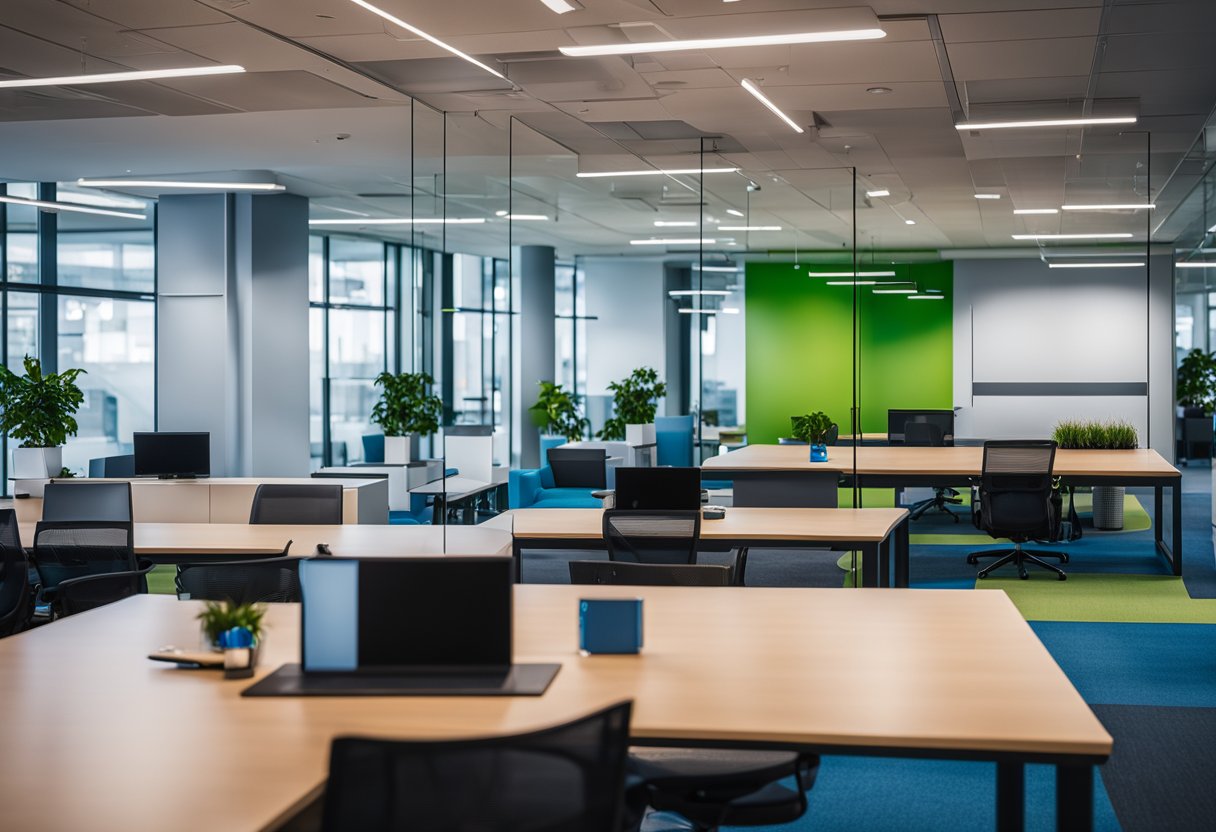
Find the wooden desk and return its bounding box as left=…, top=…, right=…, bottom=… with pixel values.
left=17, top=522, right=513, bottom=561
left=704, top=444, right=1184, bottom=576
left=0, top=589, right=1110, bottom=832
left=506, top=507, right=910, bottom=587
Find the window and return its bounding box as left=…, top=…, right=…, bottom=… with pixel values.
left=55, top=182, right=154, bottom=293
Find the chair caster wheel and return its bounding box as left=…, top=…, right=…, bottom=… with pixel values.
left=1058, top=573, right=1067, bottom=581
left=1019, top=572, right=1029, bottom=580
left=966, top=556, right=977, bottom=565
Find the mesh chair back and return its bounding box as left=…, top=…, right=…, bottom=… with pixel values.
left=176, top=557, right=301, bottom=604
left=904, top=422, right=945, bottom=447
left=0, top=536, right=33, bottom=638
left=603, top=510, right=700, bottom=565
left=54, top=564, right=153, bottom=617
left=548, top=448, right=608, bottom=488
left=323, top=701, right=633, bottom=832
left=979, top=440, right=1057, bottom=538
left=0, top=508, right=21, bottom=551
left=32, top=521, right=138, bottom=592
left=42, top=481, right=133, bottom=522
left=249, top=484, right=344, bottom=524
left=569, top=560, right=731, bottom=587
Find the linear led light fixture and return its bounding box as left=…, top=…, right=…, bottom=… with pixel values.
left=497, top=213, right=549, bottom=221
left=576, top=167, right=738, bottom=178
left=955, top=116, right=1137, bottom=131
left=78, top=178, right=283, bottom=192
left=1011, top=233, right=1133, bottom=240
left=873, top=286, right=918, bottom=294
left=741, top=79, right=804, bottom=134
left=308, top=217, right=485, bottom=225
left=826, top=280, right=880, bottom=286
left=692, top=265, right=740, bottom=272
left=726, top=208, right=745, bottom=217
left=0, top=194, right=145, bottom=220
left=348, top=0, right=507, bottom=81
left=908, top=292, right=945, bottom=300
left=808, top=270, right=897, bottom=277
left=1014, top=208, right=1059, bottom=215
left=974, top=194, right=1001, bottom=199
left=718, top=225, right=782, bottom=231
left=678, top=307, right=740, bottom=315
left=654, top=220, right=697, bottom=227
left=1061, top=203, right=1155, bottom=211
left=538, top=0, right=581, bottom=13
left=1048, top=261, right=1145, bottom=269
left=1176, top=262, right=1216, bottom=269
left=0, top=64, right=244, bottom=89
left=559, top=27, right=885, bottom=57
left=630, top=238, right=716, bottom=245
left=668, top=290, right=732, bottom=297
left=865, top=189, right=890, bottom=198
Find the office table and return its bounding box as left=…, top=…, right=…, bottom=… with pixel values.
left=0, top=589, right=1110, bottom=832
left=704, top=444, right=1183, bottom=577
left=504, top=506, right=910, bottom=587
left=17, top=521, right=513, bottom=562
left=411, top=474, right=509, bottom=525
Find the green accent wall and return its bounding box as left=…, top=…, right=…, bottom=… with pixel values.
left=744, top=262, right=953, bottom=444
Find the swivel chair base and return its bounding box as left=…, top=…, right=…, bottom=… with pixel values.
left=908, top=488, right=963, bottom=523
left=970, top=542, right=1067, bottom=580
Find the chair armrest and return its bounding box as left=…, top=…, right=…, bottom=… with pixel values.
left=509, top=469, right=543, bottom=509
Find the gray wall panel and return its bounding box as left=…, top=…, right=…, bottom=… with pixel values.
left=516, top=245, right=555, bottom=468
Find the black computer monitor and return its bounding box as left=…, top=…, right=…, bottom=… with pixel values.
left=614, top=467, right=702, bottom=510
left=133, top=432, right=211, bottom=478
left=887, top=410, right=955, bottom=447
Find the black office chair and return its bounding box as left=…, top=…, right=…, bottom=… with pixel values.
left=53, top=562, right=156, bottom=617
left=548, top=447, right=609, bottom=488
left=0, top=510, right=33, bottom=637
left=569, top=560, right=732, bottom=587
left=87, top=454, right=135, bottom=478
left=968, top=440, right=1068, bottom=581
left=903, top=422, right=964, bottom=523
left=603, top=510, right=701, bottom=565
left=30, top=519, right=150, bottom=616
left=1180, top=416, right=1213, bottom=466
left=175, top=557, right=301, bottom=604
left=41, top=481, right=133, bottom=522
left=249, top=484, right=344, bottom=524
left=321, top=701, right=636, bottom=832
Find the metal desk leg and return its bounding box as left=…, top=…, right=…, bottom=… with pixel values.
left=879, top=535, right=891, bottom=588
left=894, top=518, right=910, bottom=589
left=1154, top=485, right=1164, bottom=547
left=1172, top=480, right=1183, bottom=577
left=511, top=540, right=523, bottom=584
left=996, top=762, right=1024, bottom=832
left=1056, top=764, right=1093, bottom=832
left=860, top=542, right=879, bottom=588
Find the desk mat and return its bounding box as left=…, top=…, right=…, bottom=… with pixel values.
left=242, top=662, right=561, bottom=697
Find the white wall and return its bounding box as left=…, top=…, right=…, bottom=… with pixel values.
left=583, top=259, right=666, bottom=396
left=952, top=256, right=1173, bottom=458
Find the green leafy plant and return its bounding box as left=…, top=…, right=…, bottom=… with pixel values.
left=370, top=372, right=443, bottom=437
left=529, top=381, right=589, bottom=442
left=599, top=367, right=667, bottom=440
left=790, top=412, right=835, bottom=445
left=1177, top=348, right=1216, bottom=414
left=0, top=355, right=86, bottom=448
left=1052, top=420, right=1139, bottom=450
left=197, top=601, right=266, bottom=646
left=57, top=467, right=76, bottom=479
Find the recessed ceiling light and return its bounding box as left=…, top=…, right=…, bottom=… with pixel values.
left=1048, top=262, right=1145, bottom=269
left=348, top=0, right=508, bottom=81
left=0, top=194, right=146, bottom=220
left=904, top=219, right=916, bottom=225
left=1060, top=203, right=1155, bottom=211
left=1014, top=208, right=1059, bottom=215
left=740, top=79, right=804, bottom=134
left=726, top=208, right=745, bottom=217
left=809, top=271, right=897, bottom=277
left=654, top=220, right=698, bottom=227
left=308, top=217, right=485, bottom=225
left=538, top=0, right=581, bottom=12
left=77, top=178, right=284, bottom=192
left=867, top=86, right=892, bottom=95
left=668, top=290, right=733, bottom=297
left=956, top=116, right=1137, bottom=131
left=576, top=167, right=738, bottom=178
left=558, top=28, right=885, bottom=57
left=974, top=194, right=1001, bottom=200
left=0, top=64, right=245, bottom=89
left=1012, top=233, right=1134, bottom=240
left=630, top=238, right=716, bottom=245
left=865, top=189, right=890, bottom=198
left=717, top=225, right=782, bottom=231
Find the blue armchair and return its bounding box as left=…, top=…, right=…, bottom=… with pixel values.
left=509, top=437, right=607, bottom=509
left=656, top=415, right=732, bottom=490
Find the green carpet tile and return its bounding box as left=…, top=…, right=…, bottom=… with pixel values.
left=147, top=564, right=176, bottom=595
left=976, top=574, right=1216, bottom=624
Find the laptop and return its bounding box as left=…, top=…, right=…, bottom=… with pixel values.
left=242, top=558, right=560, bottom=697
left=614, top=467, right=702, bottom=510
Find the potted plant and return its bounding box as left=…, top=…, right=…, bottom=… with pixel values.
left=791, top=412, right=835, bottom=462
left=529, top=381, right=589, bottom=443
left=598, top=367, right=667, bottom=445
left=370, top=371, right=443, bottom=464
left=197, top=600, right=266, bottom=652
left=1052, top=419, right=1139, bottom=530
left=1177, top=348, right=1216, bottom=415
left=0, top=355, right=86, bottom=494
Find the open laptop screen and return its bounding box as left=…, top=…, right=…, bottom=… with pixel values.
left=300, top=558, right=512, bottom=674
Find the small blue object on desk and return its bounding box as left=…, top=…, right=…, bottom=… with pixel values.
left=579, top=598, right=643, bottom=655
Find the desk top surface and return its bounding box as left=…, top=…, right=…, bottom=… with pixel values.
left=0, top=588, right=1110, bottom=832
left=54, top=476, right=384, bottom=488
left=507, top=507, right=907, bottom=542
left=17, top=522, right=513, bottom=558
left=703, top=444, right=1180, bottom=478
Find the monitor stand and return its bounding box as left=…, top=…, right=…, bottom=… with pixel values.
left=241, top=663, right=561, bottom=697
left=157, top=473, right=200, bottom=480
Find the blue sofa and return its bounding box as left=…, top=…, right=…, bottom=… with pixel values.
left=509, top=437, right=607, bottom=509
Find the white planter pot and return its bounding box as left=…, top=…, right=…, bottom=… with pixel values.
left=12, top=446, right=62, bottom=480
left=1092, top=486, right=1125, bottom=530
left=384, top=435, right=414, bottom=464
left=625, top=423, right=656, bottom=446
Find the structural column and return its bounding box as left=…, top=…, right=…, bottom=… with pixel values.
left=156, top=193, right=309, bottom=476
left=515, top=244, right=555, bottom=468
